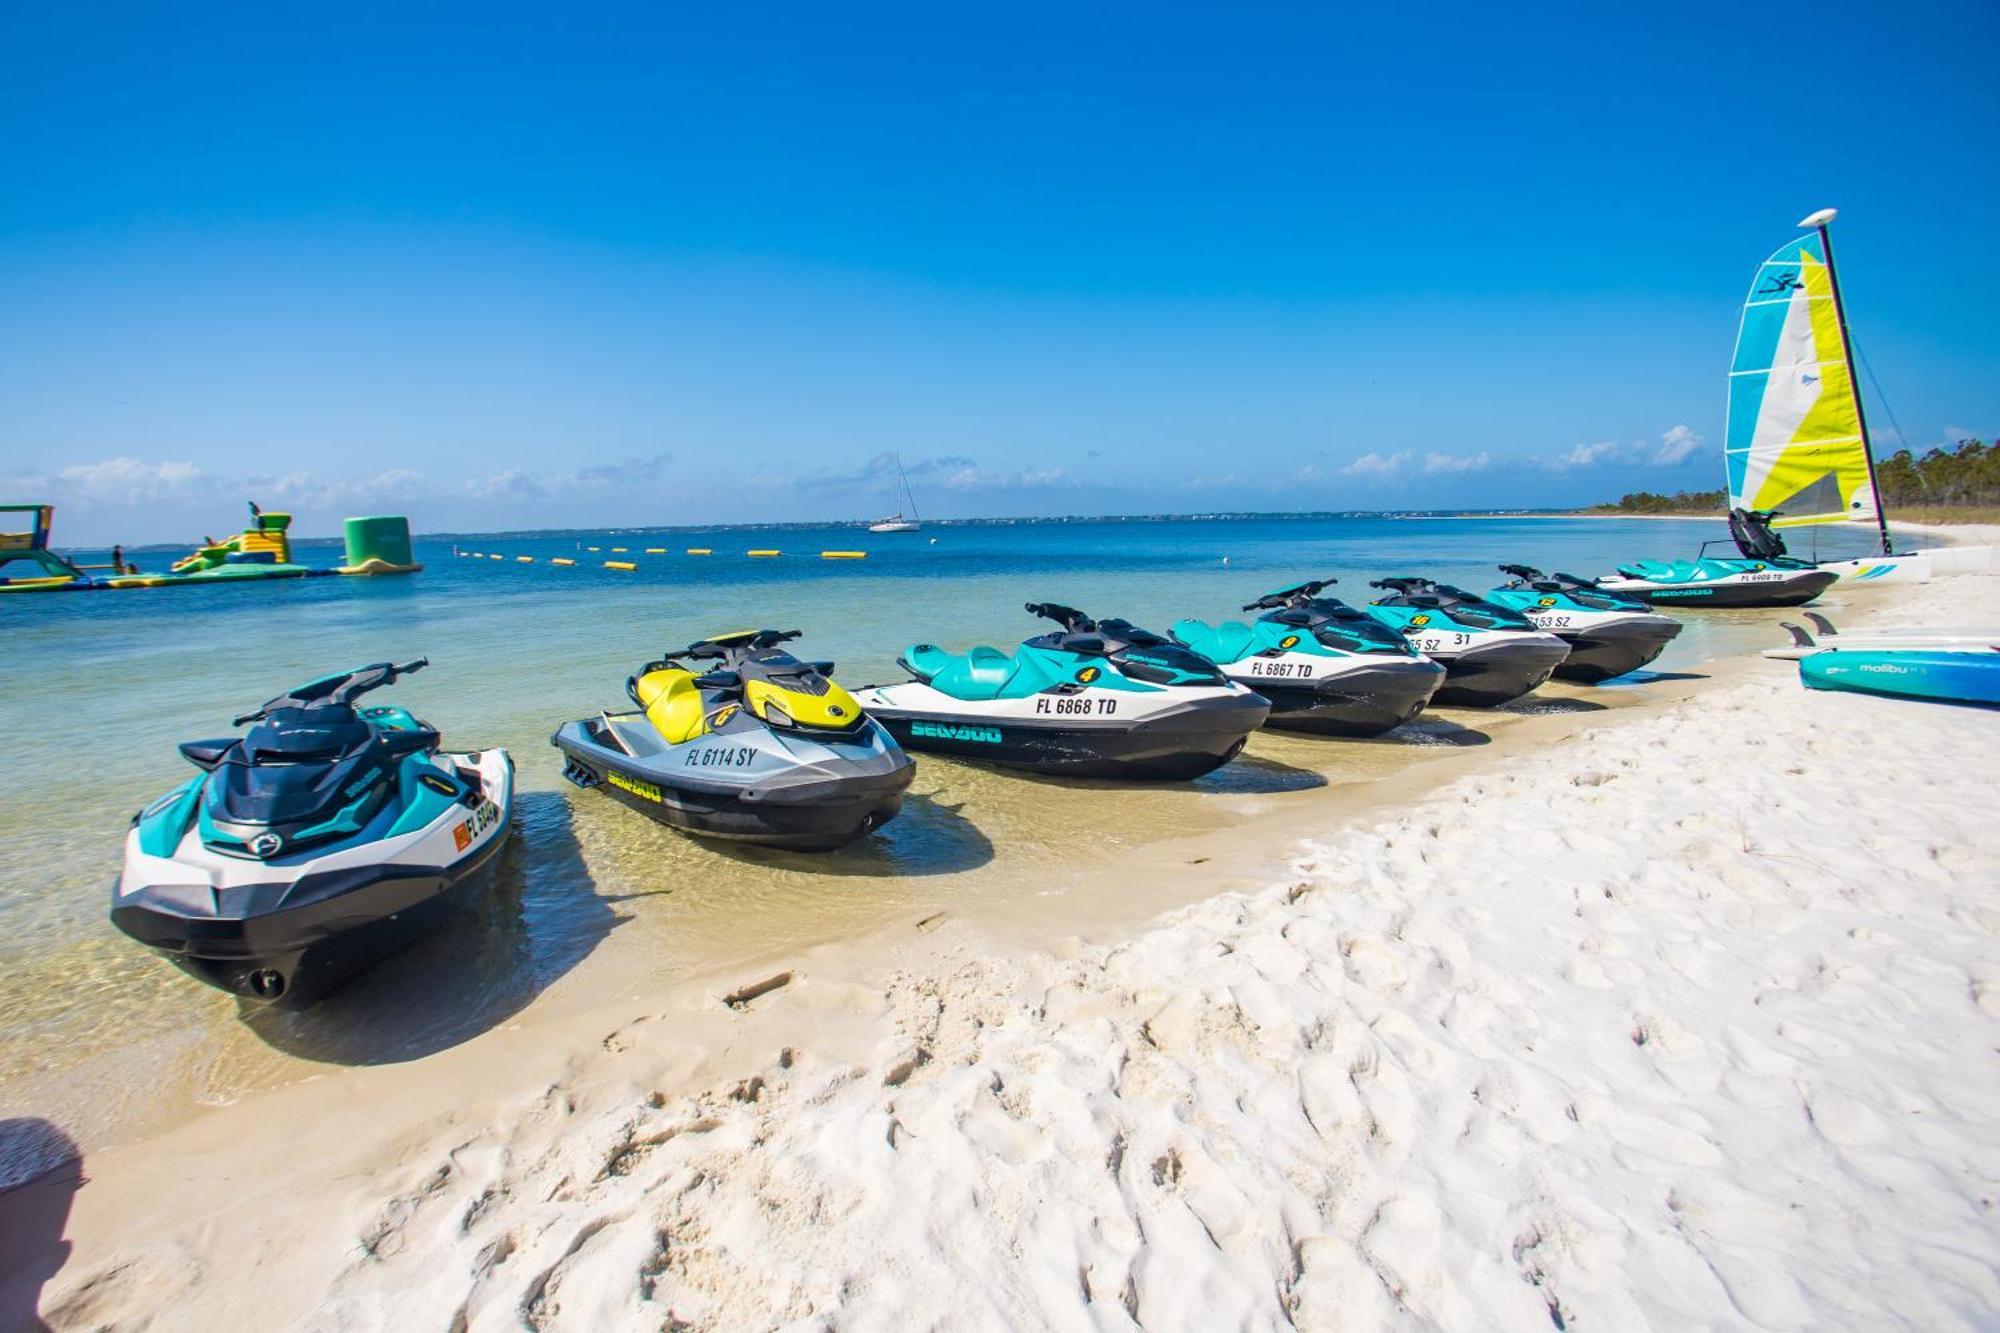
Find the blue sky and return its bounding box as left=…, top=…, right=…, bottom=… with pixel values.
left=3, top=2, right=1996, bottom=542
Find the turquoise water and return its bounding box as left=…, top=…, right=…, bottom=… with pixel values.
left=0, top=514, right=1892, bottom=1164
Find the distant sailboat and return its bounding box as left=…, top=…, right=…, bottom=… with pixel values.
left=868, top=454, right=923, bottom=533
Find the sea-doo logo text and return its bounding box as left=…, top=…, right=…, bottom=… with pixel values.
left=912, top=721, right=1002, bottom=743
left=250, top=833, right=283, bottom=858
left=608, top=772, right=664, bottom=802
left=686, top=747, right=758, bottom=768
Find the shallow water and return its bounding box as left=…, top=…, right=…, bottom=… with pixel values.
left=0, top=514, right=1894, bottom=1159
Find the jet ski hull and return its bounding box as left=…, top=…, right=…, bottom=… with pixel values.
left=861, top=694, right=1269, bottom=779
left=1225, top=659, right=1444, bottom=736
left=552, top=720, right=913, bottom=850
left=112, top=856, right=499, bottom=1008
left=1545, top=618, right=1682, bottom=683
left=1424, top=639, right=1572, bottom=707
left=1597, top=569, right=1836, bottom=608
left=111, top=749, right=514, bottom=1008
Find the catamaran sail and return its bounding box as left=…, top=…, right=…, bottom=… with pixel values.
left=1724, top=220, right=1882, bottom=533
left=1721, top=209, right=1992, bottom=581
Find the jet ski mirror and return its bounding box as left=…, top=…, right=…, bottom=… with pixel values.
left=1026, top=602, right=1095, bottom=632
left=178, top=739, right=237, bottom=770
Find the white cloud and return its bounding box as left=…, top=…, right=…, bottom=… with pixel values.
left=1340, top=451, right=1409, bottom=476
left=1547, top=440, right=1620, bottom=471
left=54, top=457, right=205, bottom=505
left=1649, top=425, right=1703, bottom=466
left=1423, top=450, right=1490, bottom=474
left=1539, top=426, right=1706, bottom=472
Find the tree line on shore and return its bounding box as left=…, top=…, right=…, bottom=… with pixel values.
left=1594, top=438, right=1998, bottom=514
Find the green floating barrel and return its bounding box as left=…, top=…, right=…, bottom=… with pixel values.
left=341, top=515, right=421, bottom=575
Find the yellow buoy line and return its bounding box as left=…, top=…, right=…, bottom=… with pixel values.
left=455, top=546, right=872, bottom=570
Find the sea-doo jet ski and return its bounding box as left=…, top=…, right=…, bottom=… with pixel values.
left=552, top=629, right=913, bottom=850
left=110, top=659, right=514, bottom=1007
left=1486, top=565, right=1683, bottom=683
left=1597, top=509, right=1838, bottom=608
left=852, top=603, right=1270, bottom=779
left=1363, top=578, right=1572, bottom=706
left=1169, top=579, right=1445, bottom=736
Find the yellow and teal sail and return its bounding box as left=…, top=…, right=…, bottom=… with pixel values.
left=1725, top=212, right=1886, bottom=540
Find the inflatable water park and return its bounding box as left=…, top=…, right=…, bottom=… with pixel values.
left=0, top=502, right=420, bottom=594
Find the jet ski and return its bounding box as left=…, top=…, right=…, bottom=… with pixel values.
left=1596, top=508, right=1838, bottom=608
left=551, top=629, right=913, bottom=850
left=110, top=659, right=514, bottom=1008
left=1363, top=578, right=1572, bottom=706
left=1485, top=565, right=1684, bottom=683
left=1169, top=579, right=1445, bottom=736
left=851, top=603, right=1271, bottom=779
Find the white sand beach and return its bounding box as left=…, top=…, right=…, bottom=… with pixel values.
left=15, top=550, right=2000, bottom=1331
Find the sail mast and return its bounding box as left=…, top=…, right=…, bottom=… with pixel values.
left=1802, top=208, right=1894, bottom=556
left=898, top=454, right=920, bottom=522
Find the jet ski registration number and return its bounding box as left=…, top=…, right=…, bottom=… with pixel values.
left=1244, top=659, right=1316, bottom=679
left=1529, top=614, right=1572, bottom=628
left=1035, top=697, right=1117, bottom=715
left=1409, top=633, right=1473, bottom=652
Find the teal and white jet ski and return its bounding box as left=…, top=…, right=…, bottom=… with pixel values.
left=1486, top=566, right=1683, bottom=683
left=1170, top=579, right=1445, bottom=735
left=1364, top=578, right=1571, bottom=706
left=852, top=603, right=1270, bottom=779
left=110, top=659, right=514, bottom=1008
left=1597, top=509, right=1838, bottom=608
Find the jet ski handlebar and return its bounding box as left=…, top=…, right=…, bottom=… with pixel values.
left=1026, top=602, right=1095, bottom=632
left=1497, top=563, right=1544, bottom=583
left=233, top=658, right=430, bottom=725
left=1242, top=578, right=1335, bottom=611
left=671, top=629, right=804, bottom=663
left=1369, top=577, right=1436, bottom=595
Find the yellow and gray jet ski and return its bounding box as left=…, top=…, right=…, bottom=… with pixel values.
left=551, top=630, right=915, bottom=851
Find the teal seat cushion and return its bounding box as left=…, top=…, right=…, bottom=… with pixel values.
left=900, top=643, right=1083, bottom=700
left=1171, top=619, right=1257, bottom=664
left=901, top=644, right=1024, bottom=701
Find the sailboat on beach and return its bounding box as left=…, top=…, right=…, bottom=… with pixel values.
left=1600, top=208, right=1992, bottom=605
left=868, top=454, right=923, bottom=533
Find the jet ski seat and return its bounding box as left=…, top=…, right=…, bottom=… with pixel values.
left=1170, top=619, right=1259, bottom=664
left=632, top=668, right=711, bottom=743
left=1616, top=558, right=1709, bottom=582
left=899, top=644, right=1069, bottom=701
